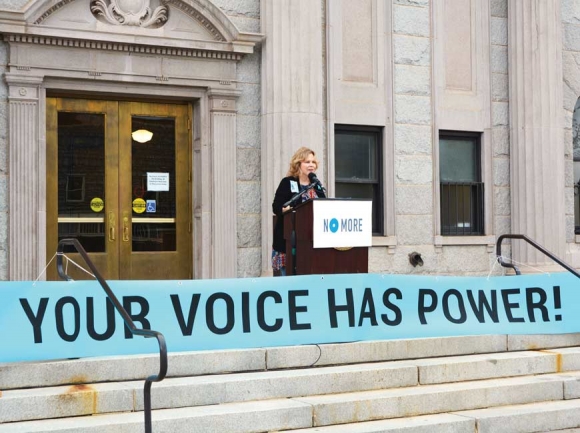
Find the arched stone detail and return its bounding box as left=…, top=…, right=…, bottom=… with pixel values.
left=29, top=0, right=241, bottom=43
left=32, top=0, right=77, bottom=24
left=163, top=0, right=236, bottom=42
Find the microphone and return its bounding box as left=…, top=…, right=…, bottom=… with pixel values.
left=308, top=172, right=322, bottom=187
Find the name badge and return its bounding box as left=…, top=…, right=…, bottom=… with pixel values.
left=290, top=181, right=299, bottom=193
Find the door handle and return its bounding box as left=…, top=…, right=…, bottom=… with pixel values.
left=123, top=212, right=130, bottom=242
left=108, top=212, right=115, bottom=241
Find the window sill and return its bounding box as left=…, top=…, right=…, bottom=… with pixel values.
left=372, top=235, right=397, bottom=249
left=575, top=235, right=580, bottom=243
left=434, top=235, right=496, bottom=252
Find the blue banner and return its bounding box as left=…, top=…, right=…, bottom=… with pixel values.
left=0, top=272, right=578, bottom=363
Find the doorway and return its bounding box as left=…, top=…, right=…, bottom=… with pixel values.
left=46, top=98, right=192, bottom=280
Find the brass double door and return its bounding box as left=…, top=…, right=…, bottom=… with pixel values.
left=47, top=98, right=192, bottom=280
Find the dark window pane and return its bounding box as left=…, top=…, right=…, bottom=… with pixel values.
left=440, top=138, right=477, bottom=182
left=335, top=132, right=377, bottom=181
left=131, top=116, right=176, bottom=252
left=440, top=182, right=484, bottom=235
left=58, top=112, right=105, bottom=253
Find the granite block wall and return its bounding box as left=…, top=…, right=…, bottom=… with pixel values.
left=212, top=0, right=263, bottom=277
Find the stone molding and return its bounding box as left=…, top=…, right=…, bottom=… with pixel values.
left=208, top=90, right=240, bottom=278
left=0, top=0, right=262, bottom=57
left=5, top=74, right=46, bottom=281
left=164, top=0, right=224, bottom=41
left=208, top=88, right=241, bottom=113
left=2, top=33, right=244, bottom=61
left=31, top=0, right=76, bottom=24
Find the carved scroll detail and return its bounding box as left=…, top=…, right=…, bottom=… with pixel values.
left=90, top=0, right=168, bottom=28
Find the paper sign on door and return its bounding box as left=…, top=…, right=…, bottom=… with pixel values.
left=147, top=172, right=169, bottom=191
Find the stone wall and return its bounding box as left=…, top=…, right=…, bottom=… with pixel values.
left=0, top=0, right=27, bottom=9
left=212, top=0, right=262, bottom=277
left=491, top=0, right=511, bottom=246
left=368, top=0, right=505, bottom=276
left=369, top=0, right=435, bottom=274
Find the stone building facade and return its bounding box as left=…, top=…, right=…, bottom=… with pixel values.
left=0, top=0, right=576, bottom=281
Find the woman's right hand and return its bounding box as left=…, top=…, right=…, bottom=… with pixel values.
left=282, top=205, right=291, bottom=213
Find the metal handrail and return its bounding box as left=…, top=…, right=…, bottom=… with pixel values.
left=56, top=238, right=167, bottom=433
left=496, top=234, right=580, bottom=279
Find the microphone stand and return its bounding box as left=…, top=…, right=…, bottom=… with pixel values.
left=283, top=182, right=317, bottom=208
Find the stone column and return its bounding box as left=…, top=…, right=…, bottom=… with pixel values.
left=208, top=89, right=240, bottom=278
left=508, top=0, right=566, bottom=265
left=260, top=0, right=324, bottom=274
left=5, top=74, right=45, bottom=280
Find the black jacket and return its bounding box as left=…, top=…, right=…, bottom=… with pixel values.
left=272, top=176, right=326, bottom=253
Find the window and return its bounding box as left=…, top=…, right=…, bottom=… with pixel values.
left=65, top=174, right=86, bottom=202
left=335, top=125, right=383, bottom=234
left=439, top=131, right=484, bottom=235
left=573, top=98, right=580, bottom=235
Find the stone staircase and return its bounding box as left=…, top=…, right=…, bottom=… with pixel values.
left=2, top=334, right=580, bottom=432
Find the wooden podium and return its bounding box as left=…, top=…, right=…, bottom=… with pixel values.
left=283, top=198, right=369, bottom=275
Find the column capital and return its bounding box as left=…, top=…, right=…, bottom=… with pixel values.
left=207, top=88, right=241, bottom=113
left=5, top=73, right=43, bottom=101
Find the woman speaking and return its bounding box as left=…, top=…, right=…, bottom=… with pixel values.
left=272, top=147, right=326, bottom=276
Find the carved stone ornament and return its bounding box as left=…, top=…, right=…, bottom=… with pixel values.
left=90, top=0, right=168, bottom=28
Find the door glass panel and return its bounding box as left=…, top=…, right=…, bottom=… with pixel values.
left=131, top=116, right=176, bottom=252
left=58, top=112, right=105, bottom=253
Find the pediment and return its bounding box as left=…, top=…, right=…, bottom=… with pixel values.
left=1, top=0, right=261, bottom=56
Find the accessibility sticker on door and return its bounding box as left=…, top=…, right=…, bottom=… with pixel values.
left=146, top=200, right=156, bottom=213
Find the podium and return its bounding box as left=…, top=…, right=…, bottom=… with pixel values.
left=283, top=198, right=370, bottom=275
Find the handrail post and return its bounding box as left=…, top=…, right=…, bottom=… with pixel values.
left=496, top=234, right=580, bottom=280
left=56, top=239, right=168, bottom=433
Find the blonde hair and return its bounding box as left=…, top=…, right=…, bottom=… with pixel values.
left=286, top=147, right=319, bottom=177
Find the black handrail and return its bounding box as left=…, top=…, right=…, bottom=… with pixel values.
left=56, top=238, right=167, bottom=433
left=496, top=234, right=580, bottom=279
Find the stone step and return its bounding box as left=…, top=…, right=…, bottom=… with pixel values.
left=457, top=398, right=580, bottom=433
left=0, top=350, right=567, bottom=423
left=293, top=373, right=571, bottom=427
left=277, top=413, right=476, bottom=432
left=0, top=360, right=416, bottom=422
left=0, top=399, right=313, bottom=433
left=5, top=333, right=580, bottom=392
left=5, top=385, right=580, bottom=433
left=539, top=430, right=580, bottom=433
left=279, top=399, right=580, bottom=433
left=413, top=349, right=559, bottom=384
left=0, top=335, right=508, bottom=390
